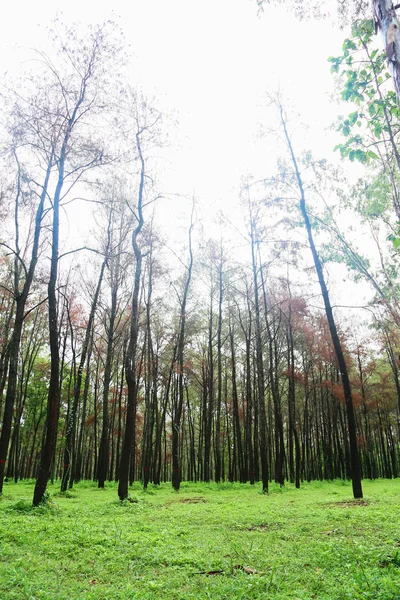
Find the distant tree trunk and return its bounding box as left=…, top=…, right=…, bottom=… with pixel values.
left=153, top=342, right=177, bottom=485
left=214, top=250, right=223, bottom=483
left=229, top=321, right=245, bottom=482
left=280, top=103, right=363, bottom=499
left=171, top=216, right=194, bottom=491
left=239, top=285, right=255, bottom=484
left=249, top=205, right=269, bottom=493
left=287, top=293, right=301, bottom=489
left=141, top=255, right=157, bottom=489
left=97, top=233, right=117, bottom=489
left=204, top=287, right=214, bottom=483
left=61, top=224, right=108, bottom=492
left=259, top=264, right=285, bottom=486
left=74, top=338, right=93, bottom=483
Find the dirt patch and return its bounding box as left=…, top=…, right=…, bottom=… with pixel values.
left=329, top=499, right=369, bottom=508
left=246, top=522, right=282, bottom=531
left=178, top=497, right=206, bottom=504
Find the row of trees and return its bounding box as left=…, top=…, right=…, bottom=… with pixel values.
left=1, top=217, right=399, bottom=498
left=1, top=15, right=400, bottom=503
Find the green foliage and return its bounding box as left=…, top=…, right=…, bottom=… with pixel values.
left=1, top=480, right=400, bottom=599
left=329, top=20, right=398, bottom=165
left=387, top=223, right=400, bottom=251
left=353, top=175, right=392, bottom=220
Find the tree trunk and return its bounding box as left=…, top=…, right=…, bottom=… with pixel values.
left=0, top=159, right=52, bottom=494
left=118, top=131, right=146, bottom=501
left=280, top=103, right=363, bottom=499
left=373, top=0, right=400, bottom=99
left=171, top=216, right=194, bottom=491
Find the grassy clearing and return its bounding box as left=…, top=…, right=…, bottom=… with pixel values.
left=1, top=479, right=400, bottom=599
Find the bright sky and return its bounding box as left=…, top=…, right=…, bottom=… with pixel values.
left=1, top=0, right=347, bottom=207
left=1, top=0, right=376, bottom=318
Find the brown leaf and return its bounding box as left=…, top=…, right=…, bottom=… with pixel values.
left=233, top=564, right=257, bottom=574
left=242, top=566, right=257, bottom=575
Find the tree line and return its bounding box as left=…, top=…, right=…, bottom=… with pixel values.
left=0, top=17, right=400, bottom=504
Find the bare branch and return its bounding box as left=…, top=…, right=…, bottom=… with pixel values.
left=0, top=242, right=28, bottom=279
left=58, top=246, right=105, bottom=260
left=23, top=296, right=49, bottom=321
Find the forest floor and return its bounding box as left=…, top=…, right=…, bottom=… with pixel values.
left=0, top=479, right=400, bottom=599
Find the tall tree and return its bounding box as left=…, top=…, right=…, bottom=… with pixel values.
left=33, top=22, right=116, bottom=505
left=0, top=128, right=53, bottom=496
left=278, top=101, right=363, bottom=499
left=118, top=97, right=162, bottom=500
left=171, top=209, right=194, bottom=491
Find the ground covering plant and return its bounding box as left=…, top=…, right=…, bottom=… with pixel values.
left=0, top=480, right=400, bottom=599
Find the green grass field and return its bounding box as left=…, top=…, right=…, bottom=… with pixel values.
left=1, top=479, right=400, bottom=599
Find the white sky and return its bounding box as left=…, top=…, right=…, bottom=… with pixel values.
left=0, top=0, right=347, bottom=204
left=1, top=0, right=377, bottom=318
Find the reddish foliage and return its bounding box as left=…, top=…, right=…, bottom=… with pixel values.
left=332, top=383, right=345, bottom=404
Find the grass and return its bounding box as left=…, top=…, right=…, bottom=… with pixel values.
left=1, top=479, right=400, bottom=599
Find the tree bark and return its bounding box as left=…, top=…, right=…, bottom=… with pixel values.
left=373, top=0, right=400, bottom=98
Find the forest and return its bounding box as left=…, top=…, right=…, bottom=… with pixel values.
left=1, top=0, right=400, bottom=513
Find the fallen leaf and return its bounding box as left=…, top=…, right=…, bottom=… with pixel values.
left=233, top=564, right=257, bottom=574
left=242, top=566, right=257, bottom=575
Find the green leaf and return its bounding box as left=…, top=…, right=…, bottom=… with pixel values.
left=373, top=123, right=382, bottom=138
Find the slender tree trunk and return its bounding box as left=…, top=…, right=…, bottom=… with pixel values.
left=214, top=252, right=223, bottom=483
left=0, top=159, right=52, bottom=494
left=171, top=217, right=194, bottom=491
left=118, top=131, right=146, bottom=501
left=249, top=207, right=269, bottom=492
left=280, top=103, right=363, bottom=499
left=97, top=241, right=116, bottom=489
